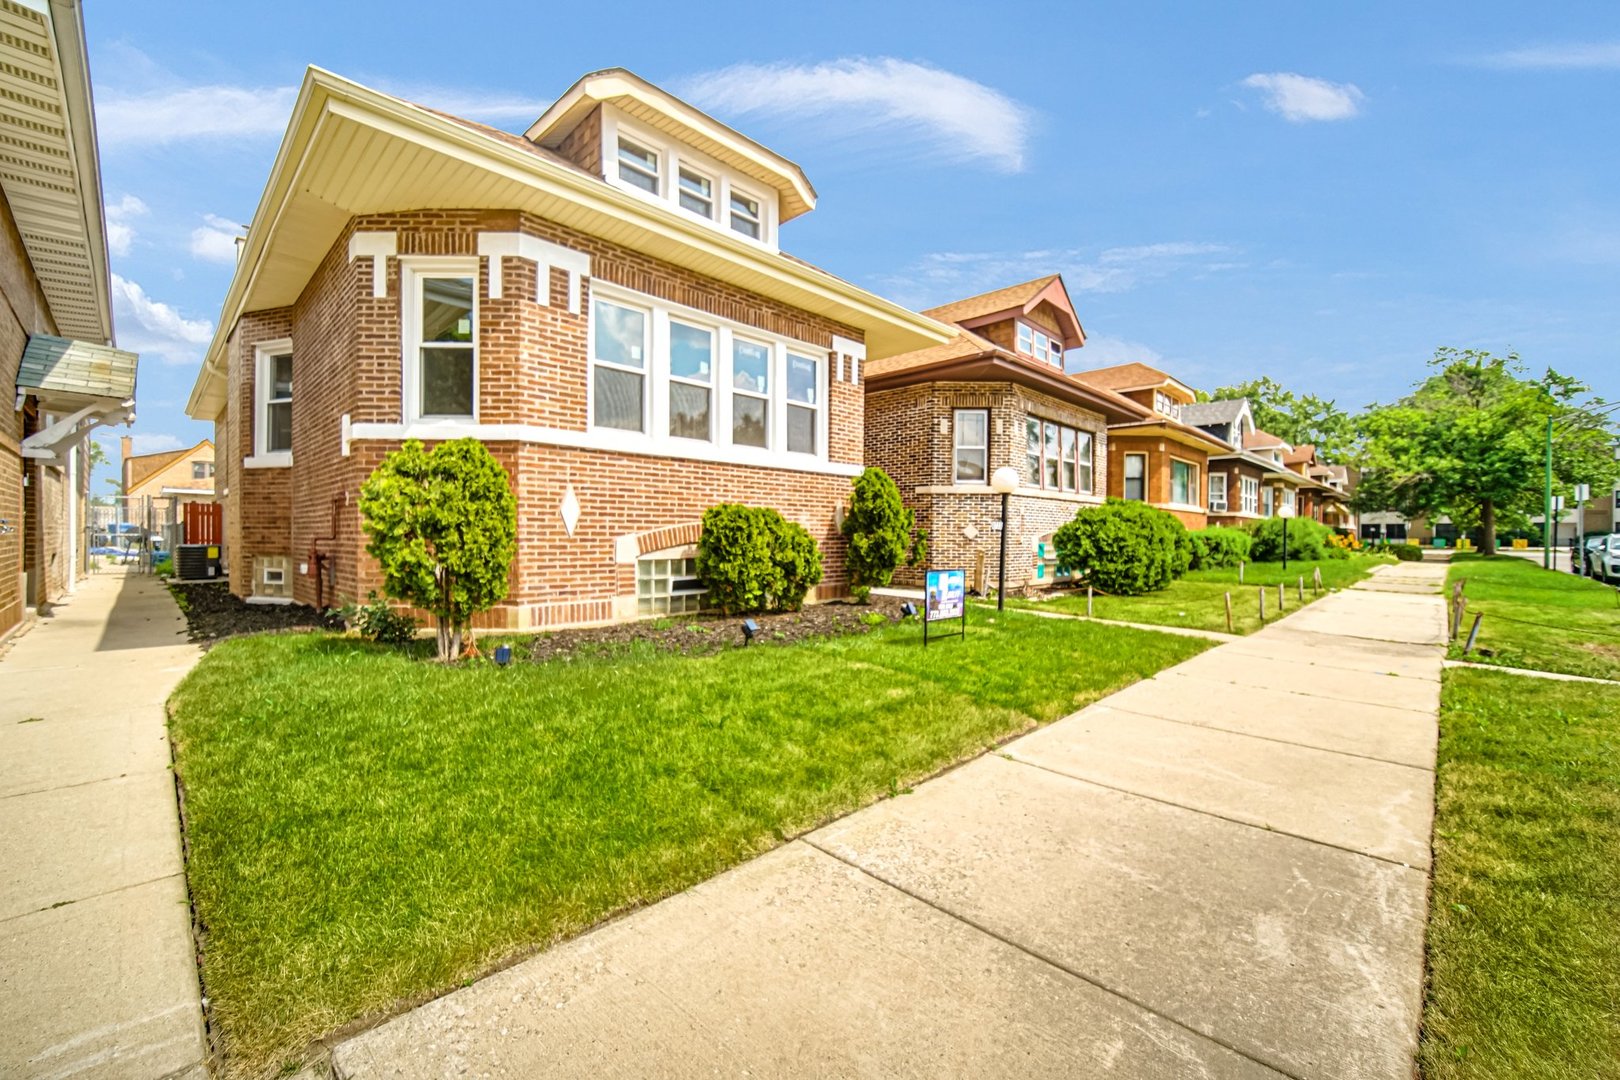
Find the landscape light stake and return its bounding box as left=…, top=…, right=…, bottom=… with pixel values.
left=1239, top=561, right=1245, bottom=584
left=1278, top=582, right=1285, bottom=612
left=1086, top=585, right=1093, bottom=617
left=1298, top=576, right=1305, bottom=602
left=1224, top=591, right=1233, bottom=633
left=1282, top=512, right=1290, bottom=572
left=1258, top=586, right=1266, bottom=622
left=1452, top=598, right=1467, bottom=641
left=1463, top=613, right=1483, bottom=654
left=1313, top=567, right=1323, bottom=593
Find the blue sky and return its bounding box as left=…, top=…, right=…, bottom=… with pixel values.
left=85, top=1, right=1620, bottom=483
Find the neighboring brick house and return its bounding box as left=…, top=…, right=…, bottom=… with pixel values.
left=1070, top=363, right=1232, bottom=528
left=184, top=68, right=949, bottom=626
left=122, top=436, right=215, bottom=509
left=0, top=1, right=134, bottom=636
left=864, top=275, right=1149, bottom=593
left=1281, top=443, right=1355, bottom=531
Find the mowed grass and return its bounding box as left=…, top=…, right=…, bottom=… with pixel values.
left=1448, top=555, right=1620, bottom=680
left=1420, top=669, right=1620, bottom=1078
left=168, top=610, right=1208, bottom=1076
left=1009, top=554, right=1392, bottom=634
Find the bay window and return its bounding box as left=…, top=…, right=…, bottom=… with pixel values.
left=592, top=298, right=648, bottom=432
left=786, top=352, right=819, bottom=454
left=731, top=338, right=770, bottom=447
left=954, top=409, right=988, bottom=482
left=668, top=320, right=712, bottom=440
left=1123, top=453, right=1147, bottom=501
left=1170, top=459, right=1198, bottom=506
left=1024, top=417, right=1095, bottom=493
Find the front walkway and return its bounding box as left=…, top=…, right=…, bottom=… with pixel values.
left=0, top=570, right=207, bottom=1079
left=332, top=561, right=1447, bottom=1079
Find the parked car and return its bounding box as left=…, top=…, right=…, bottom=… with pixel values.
left=1585, top=534, right=1620, bottom=581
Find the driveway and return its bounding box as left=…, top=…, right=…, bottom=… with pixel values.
left=329, top=561, right=1447, bottom=1079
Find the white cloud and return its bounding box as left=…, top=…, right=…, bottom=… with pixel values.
left=189, top=213, right=243, bottom=264
left=375, top=81, right=552, bottom=123
left=682, top=57, right=1032, bottom=172
left=110, top=274, right=213, bottom=366
left=889, top=242, right=1237, bottom=305
left=97, top=85, right=299, bottom=143
left=104, top=194, right=147, bottom=257
left=1068, top=334, right=1166, bottom=372
left=1241, top=73, right=1365, bottom=122
left=1476, top=42, right=1620, bottom=70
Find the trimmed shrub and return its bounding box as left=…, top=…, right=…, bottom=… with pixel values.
left=841, top=466, right=926, bottom=602
left=1389, top=542, right=1424, bottom=562
left=696, top=504, right=824, bottom=614
left=1188, top=527, right=1252, bottom=570
left=1247, top=516, right=1333, bottom=562
left=342, top=591, right=419, bottom=645
left=1051, top=499, right=1191, bottom=595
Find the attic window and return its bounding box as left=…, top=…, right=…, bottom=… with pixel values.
left=1154, top=390, right=1182, bottom=420
left=678, top=167, right=713, bottom=218
left=729, top=190, right=762, bottom=239
left=617, top=137, right=660, bottom=194
left=1015, top=322, right=1062, bottom=366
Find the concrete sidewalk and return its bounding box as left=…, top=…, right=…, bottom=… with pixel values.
left=331, top=561, right=1447, bottom=1080
left=0, top=570, right=207, bottom=1080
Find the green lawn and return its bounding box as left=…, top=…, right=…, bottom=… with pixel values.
left=1447, top=555, right=1620, bottom=680
left=1420, top=669, right=1620, bottom=1078
left=1008, top=554, right=1393, bottom=635
left=168, top=611, right=1207, bottom=1076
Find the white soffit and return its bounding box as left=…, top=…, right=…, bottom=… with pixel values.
left=0, top=0, right=110, bottom=343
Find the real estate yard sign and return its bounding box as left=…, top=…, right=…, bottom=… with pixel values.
left=924, top=568, right=966, bottom=645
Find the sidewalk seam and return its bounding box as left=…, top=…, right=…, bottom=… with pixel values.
left=1094, top=702, right=1437, bottom=772
left=798, top=837, right=1306, bottom=1080
left=0, top=871, right=185, bottom=925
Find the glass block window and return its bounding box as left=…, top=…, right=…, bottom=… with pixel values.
left=637, top=555, right=704, bottom=616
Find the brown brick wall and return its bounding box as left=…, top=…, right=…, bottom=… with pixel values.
left=1106, top=432, right=1209, bottom=529
left=554, top=105, right=604, bottom=178
left=221, top=208, right=867, bottom=625
left=865, top=379, right=1109, bottom=593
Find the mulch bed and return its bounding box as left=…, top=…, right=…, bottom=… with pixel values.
left=524, top=595, right=908, bottom=662
left=168, top=580, right=339, bottom=646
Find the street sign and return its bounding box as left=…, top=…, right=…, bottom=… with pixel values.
left=1575, top=483, right=1591, bottom=503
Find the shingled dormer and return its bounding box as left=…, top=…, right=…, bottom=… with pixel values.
left=526, top=68, right=816, bottom=251
left=922, top=274, right=1084, bottom=370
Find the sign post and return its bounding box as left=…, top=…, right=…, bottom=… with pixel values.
left=923, top=568, right=967, bottom=646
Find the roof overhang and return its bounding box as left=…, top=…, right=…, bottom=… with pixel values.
left=0, top=0, right=113, bottom=343
left=865, top=352, right=1145, bottom=423
left=187, top=68, right=947, bottom=420
left=526, top=68, right=817, bottom=222
left=1108, top=418, right=1232, bottom=453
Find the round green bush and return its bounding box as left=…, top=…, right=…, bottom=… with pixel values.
left=1188, top=526, right=1252, bottom=570
left=696, top=503, right=824, bottom=614
left=1389, top=542, right=1423, bottom=562
left=1052, top=499, right=1191, bottom=595
left=1247, top=515, right=1333, bottom=562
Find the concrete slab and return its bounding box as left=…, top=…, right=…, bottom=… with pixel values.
left=1353, top=580, right=1442, bottom=595
left=1102, top=670, right=1438, bottom=766
left=333, top=841, right=1283, bottom=1080
left=1167, top=650, right=1443, bottom=712
left=1005, top=706, right=1434, bottom=866
left=0, top=874, right=205, bottom=1080
left=1215, top=638, right=1443, bottom=681
left=0, top=709, right=172, bottom=798
left=1279, top=593, right=1448, bottom=646
left=812, top=756, right=1428, bottom=1080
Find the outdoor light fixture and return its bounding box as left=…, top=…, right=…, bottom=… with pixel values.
left=1278, top=503, right=1295, bottom=572
left=741, top=618, right=759, bottom=645
left=899, top=601, right=918, bottom=619
left=493, top=644, right=512, bottom=667
left=990, top=466, right=1021, bottom=611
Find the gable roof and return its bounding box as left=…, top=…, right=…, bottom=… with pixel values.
left=922, top=275, right=1085, bottom=348
left=526, top=68, right=817, bottom=222
left=186, top=67, right=950, bottom=420
left=1244, top=429, right=1291, bottom=450
left=1283, top=443, right=1317, bottom=466
left=1070, top=362, right=1195, bottom=399
left=125, top=438, right=211, bottom=495
left=1179, top=398, right=1249, bottom=428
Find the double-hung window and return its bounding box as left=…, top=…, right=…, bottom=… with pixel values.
left=1025, top=417, right=1042, bottom=483
left=678, top=167, right=713, bottom=218
left=1060, top=426, right=1077, bottom=490
left=1017, top=323, right=1033, bottom=355
left=731, top=338, right=770, bottom=447
left=617, top=137, right=660, bottom=194
left=259, top=346, right=292, bottom=454
left=1262, top=485, right=1275, bottom=516
left=729, top=190, right=762, bottom=239
left=1283, top=487, right=1297, bottom=514
left=1208, top=472, right=1228, bottom=512
left=1241, top=476, right=1260, bottom=514
left=668, top=320, right=713, bottom=440
left=1123, top=453, right=1147, bottom=501
left=414, top=273, right=476, bottom=418
left=954, top=409, right=988, bottom=482
left=786, top=352, right=819, bottom=454
left=1171, top=459, right=1198, bottom=506
left=192, top=461, right=214, bottom=481
left=1076, top=431, right=1094, bottom=493
left=1025, top=418, right=1094, bottom=493
left=593, top=298, right=648, bottom=432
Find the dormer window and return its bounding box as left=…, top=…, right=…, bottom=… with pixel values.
left=678, top=167, right=713, bottom=218
left=729, top=191, right=762, bottom=239
left=1154, top=390, right=1182, bottom=420
left=1014, top=322, right=1063, bottom=366
left=617, top=137, right=660, bottom=194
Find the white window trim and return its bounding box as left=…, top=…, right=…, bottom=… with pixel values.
left=953, top=408, right=989, bottom=483
left=247, top=338, right=293, bottom=468
left=400, top=256, right=480, bottom=424
left=1240, top=475, right=1261, bottom=515
left=600, top=109, right=781, bottom=250
left=591, top=293, right=653, bottom=435
left=675, top=163, right=715, bottom=221
left=1122, top=452, right=1148, bottom=501
left=586, top=280, right=830, bottom=466
left=666, top=317, right=715, bottom=442
left=1208, top=471, right=1229, bottom=513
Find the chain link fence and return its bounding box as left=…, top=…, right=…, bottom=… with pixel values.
left=86, top=495, right=178, bottom=574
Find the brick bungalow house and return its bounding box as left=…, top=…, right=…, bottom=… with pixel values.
left=184, top=67, right=949, bottom=626
left=0, top=0, right=135, bottom=637
left=1070, top=362, right=1232, bottom=528
left=122, top=436, right=214, bottom=507
left=864, top=275, right=1150, bottom=593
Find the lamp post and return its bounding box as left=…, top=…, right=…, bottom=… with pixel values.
left=990, top=466, right=1021, bottom=611
left=1278, top=502, right=1295, bottom=572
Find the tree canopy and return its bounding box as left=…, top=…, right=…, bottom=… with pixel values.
left=1353, top=349, right=1617, bottom=555
left=359, top=438, right=517, bottom=660
left=1209, top=376, right=1355, bottom=459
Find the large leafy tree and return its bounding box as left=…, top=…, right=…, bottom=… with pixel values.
left=359, top=438, right=517, bottom=660
left=1210, top=376, right=1355, bottom=458
left=1354, top=349, right=1617, bottom=555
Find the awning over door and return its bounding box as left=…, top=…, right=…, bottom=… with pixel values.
left=16, top=334, right=138, bottom=467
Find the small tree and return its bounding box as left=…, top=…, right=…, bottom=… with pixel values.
left=841, top=467, right=926, bottom=602
left=359, top=438, right=517, bottom=660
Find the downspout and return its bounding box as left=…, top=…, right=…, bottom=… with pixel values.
left=308, top=493, right=345, bottom=611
